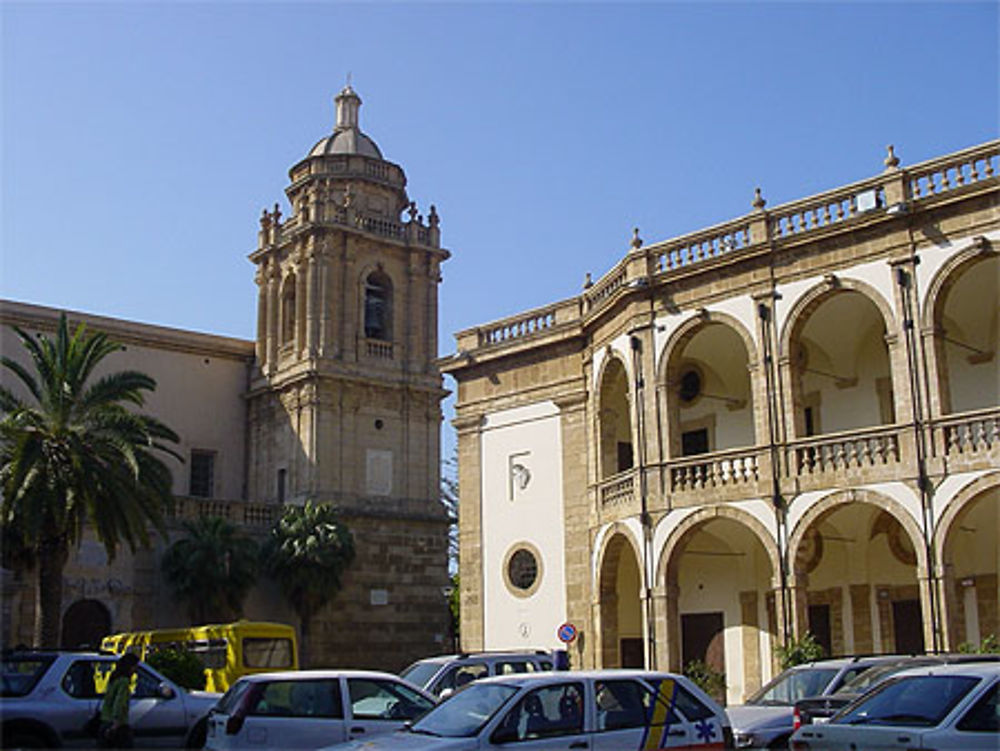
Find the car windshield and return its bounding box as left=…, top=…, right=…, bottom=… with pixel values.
left=400, top=660, right=443, bottom=690
left=836, top=661, right=929, bottom=694
left=409, top=682, right=519, bottom=738
left=750, top=667, right=839, bottom=705
left=836, top=675, right=979, bottom=727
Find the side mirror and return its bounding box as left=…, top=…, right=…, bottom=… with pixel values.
left=157, top=682, right=176, bottom=700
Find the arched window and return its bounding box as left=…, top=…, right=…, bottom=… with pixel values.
left=281, top=275, right=296, bottom=345
left=364, top=271, right=392, bottom=341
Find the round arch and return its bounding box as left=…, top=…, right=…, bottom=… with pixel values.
left=933, top=471, right=1000, bottom=565
left=787, top=489, right=928, bottom=577
left=656, top=505, right=779, bottom=587
left=778, top=278, right=898, bottom=361
left=595, top=525, right=646, bottom=668
left=61, top=599, right=111, bottom=649
left=921, top=241, right=998, bottom=331
left=657, top=311, right=760, bottom=386
left=595, top=521, right=644, bottom=581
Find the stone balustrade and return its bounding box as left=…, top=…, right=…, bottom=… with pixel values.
left=908, top=142, right=998, bottom=199
left=364, top=338, right=395, bottom=360
left=769, top=178, right=887, bottom=239
left=932, top=406, right=1000, bottom=471
left=654, top=219, right=752, bottom=272
left=170, top=496, right=278, bottom=528
left=584, top=267, right=629, bottom=309
left=599, top=470, right=637, bottom=508
left=474, top=298, right=580, bottom=347
left=791, top=424, right=901, bottom=478
left=667, top=446, right=762, bottom=493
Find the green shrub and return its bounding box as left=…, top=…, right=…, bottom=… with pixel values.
left=684, top=659, right=726, bottom=704
left=145, top=647, right=207, bottom=690
left=958, top=634, right=999, bottom=654
left=775, top=632, right=825, bottom=670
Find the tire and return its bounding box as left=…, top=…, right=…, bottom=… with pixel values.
left=3, top=730, right=48, bottom=749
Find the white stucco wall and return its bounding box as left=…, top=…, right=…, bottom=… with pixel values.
left=481, top=401, right=568, bottom=650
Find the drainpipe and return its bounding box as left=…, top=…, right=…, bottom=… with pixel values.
left=895, top=263, right=941, bottom=652
left=758, top=300, right=793, bottom=645
left=630, top=332, right=657, bottom=668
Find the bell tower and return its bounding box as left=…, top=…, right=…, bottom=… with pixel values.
left=247, top=87, right=451, bottom=668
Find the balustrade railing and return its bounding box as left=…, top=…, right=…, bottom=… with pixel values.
left=171, top=496, right=277, bottom=528
left=476, top=299, right=581, bottom=347
left=908, top=142, right=998, bottom=200
left=791, top=424, right=901, bottom=475
left=654, top=219, right=752, bottom=272
left=769, top=179, right=886, bottom=240
left=668, top=447, right=761, bottom=492
left=584, top=267, right=628, bottom=309
left=934, top=407, right=1000, bottom=457
left=599, top=471, right=636, bottom=508
left=364, top=338, right=394, bottom=360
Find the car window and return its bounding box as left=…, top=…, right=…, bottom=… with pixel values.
left=242, top=637, right=295, bottom=669
left=1, top=655, right=54, bottom=697
left=216, top=679, right=252, bottom=714
left=751, top=668, right=839, bottom=704
left=671, top=682, right=715, bottom=721
left=837, top=675, right=979, bottom=727
left=348, top=678, right=434, bottom=721
left=413, top=682, right=519, bottom=737
left=399, top=660, right=442, bottom=689
left=433, top=662, right=487, bottom=694
left=833, top=665, right=872, bottom=690
left=493, top=682, right=585, bottom=742
left=134, top=667, right=164, bottom=699
left=62, top=660, right=103, bottom=699
left=596, top=680, right=666, bottom=730
left=956, top=683, right=998, bottom=732
left=250, top=679, right=342, bottom=718
left=496, top=661, right=532, bottom=675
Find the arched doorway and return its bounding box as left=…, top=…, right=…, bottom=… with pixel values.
left=790, top=499, right=925, bottom=656
left=597, top=531, right=643, bottom=668
left=939, top=483, right=999, bottom=649
left=662, top=513, right=776, bottom=703
left=62, top=599, right=111, bottom=649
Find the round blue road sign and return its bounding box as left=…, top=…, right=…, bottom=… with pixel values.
left=557, top=622, right=577, bottom=643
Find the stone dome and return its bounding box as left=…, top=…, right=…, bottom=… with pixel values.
left=307, top=85, right=384, bottom=160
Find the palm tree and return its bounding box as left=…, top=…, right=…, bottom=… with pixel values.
left=162, top=515, right=259, bottom=624
left=0, top=313, right=179, bottom=647
left=260, top=501, right=354, bottom=666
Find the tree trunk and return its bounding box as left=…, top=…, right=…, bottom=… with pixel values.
left=35, top=536, right=68, bottom=647
left=298, top=609, right=312, bottom=669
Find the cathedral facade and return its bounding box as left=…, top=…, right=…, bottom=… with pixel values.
left=442, top=141, right=999, bottom=704
left=1, top=87, right=451, bottom=671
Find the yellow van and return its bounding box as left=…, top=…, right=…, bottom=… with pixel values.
left=101, top=620, right=298, bottom=692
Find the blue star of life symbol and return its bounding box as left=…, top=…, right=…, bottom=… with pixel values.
left=695, top=719, right=716, bottom=742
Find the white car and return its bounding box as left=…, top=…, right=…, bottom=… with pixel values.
left=320, top=669, right=732, bottom=750
left=204, top=669, right=437, bottom=750
left=789, top=662, right=999, bottom=750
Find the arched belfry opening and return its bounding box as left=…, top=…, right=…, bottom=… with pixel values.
left=364, top=270, right=393, bottom=341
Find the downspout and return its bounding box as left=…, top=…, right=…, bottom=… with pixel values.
left=630, top=331, right=657, bottom=668
left=895, top=263, right=941, bottom=652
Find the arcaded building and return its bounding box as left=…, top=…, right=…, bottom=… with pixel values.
left=1, top=86, right=452, bottom=670
left=442, top=141, right=999, bottom=703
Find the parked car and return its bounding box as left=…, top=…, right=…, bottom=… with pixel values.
left=728, top=655, right=905, bottom=749
left=319, top=669, right=733, bottom=750
left=400, top=651, right=555, bottom=698
left=204, top=669, right=437, bottom=750
left=789, top=662, right=999, bottom=750
left=1, top=648, right=220, bottom=749
left=793, top=653, right=1000, bottom=727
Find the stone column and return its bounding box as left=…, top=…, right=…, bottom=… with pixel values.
left=454, top=413, right=484, bottom=651
left=255, top=268, right=267, bottom=368
left=295, top=255, right=307, bottom=358
left=651, top=585, right=670, bottom=671
left=664, top=582, right=681, bottom=672
left=850, top=584, right=873, bottom=654
left=740, top=590, right=762, bottom=700
left=306, top=245, right=318, bottom=356
left=265, top=262, right=279, bottom=373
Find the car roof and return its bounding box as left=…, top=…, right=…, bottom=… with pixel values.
left=788, top=655, right=905, bottom=670
left=889, top=662, right=1000, bottom=679
left=469, top=669, right=687, bottom=687
left=235, top=669, right=405, bottom=683
left=415, top=651, right=550, bottom=662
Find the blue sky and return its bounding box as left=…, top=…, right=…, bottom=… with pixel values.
left=2, top=1, right=998, bottom=450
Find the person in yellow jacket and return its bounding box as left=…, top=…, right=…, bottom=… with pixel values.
left=98, top=652, right=139, bottom=748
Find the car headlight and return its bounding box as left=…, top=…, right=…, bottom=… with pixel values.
left=733, top=731, right=755, bottom=748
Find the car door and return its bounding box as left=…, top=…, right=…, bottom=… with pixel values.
left=57, top=658, right=108, bottom=748
left=923, top=680, right=999, bottom=750
left=344, top=676, right=436, bottom=741
left=488, top=681, right=588, bottom=749
left=236, top=678, right=346, bottom=749
left=128, top=665, right=189, bottom=748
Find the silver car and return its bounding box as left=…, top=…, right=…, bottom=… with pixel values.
left=204, top=669, right=437, bottom=750
left=1, top=648, right=221, bottom=748
left=320, top=669, right=732, bottom=750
